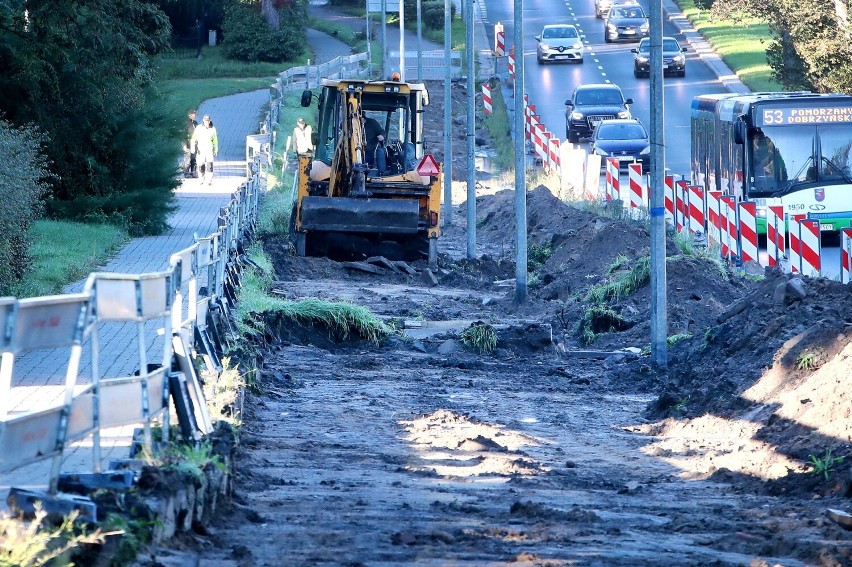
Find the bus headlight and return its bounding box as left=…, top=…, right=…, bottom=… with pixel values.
left=756, top=206, right=767, bottom=218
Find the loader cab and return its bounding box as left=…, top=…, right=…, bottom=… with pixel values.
left=311, top=80, right=427, bottom=175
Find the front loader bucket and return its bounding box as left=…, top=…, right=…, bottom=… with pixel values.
left=300, top=197, right=421, bottom=234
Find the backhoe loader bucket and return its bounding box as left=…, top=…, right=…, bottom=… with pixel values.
left=300, top=197, right=421, bottom=234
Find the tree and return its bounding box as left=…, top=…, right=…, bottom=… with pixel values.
left=0, top=119, right=51, bottom=294
left=221, top=0, right=307, bottom=63
left=713, top=0, right=852, bottom=92
left=0, top=0, right=180, bottom=235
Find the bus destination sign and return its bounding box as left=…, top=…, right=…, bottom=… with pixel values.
left=760, top=106, right=852, bottom=126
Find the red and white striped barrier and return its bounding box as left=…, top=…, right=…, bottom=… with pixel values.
left=688, top=185, right=705, bottom=235
left=482, top=83, right=492, bottom=115
left=494, top=23, right=505, bottom=57
left=664, top=175, right=675, bottom=226
left=675, top=180, right=688, bottom=232
left=720, top=195, right=738, bottom=260
left=628, top=164, right=644, bottom=209
left=541, top=129, right=552, bottom=169
left=738, top=201, right=758, bottom=264
left=534, top=122, right=547, bottom=162
left=548, top=137, right=561, bottom=174
left=790, top=219, right=821, bottom=277
left=765, top=205, right=785, bottom=268
left=841, top=227, right=852, bottom=284
left=706, top=191, right=722, bottom=246
left=526, top=103, right=536, bottom=141
left=605, top=158, right=620, bottom=201
left=508, top=53, right=516, bottom=79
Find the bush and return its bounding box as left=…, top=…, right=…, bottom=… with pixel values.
left=47, top=86, right=180, bottom=236
left=0, top=120, right=51, bottom=295
left=221, top=2, right=306, bottom=63
left=403, top=0, right=455, bottom=30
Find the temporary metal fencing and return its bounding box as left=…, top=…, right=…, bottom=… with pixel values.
left=0, top=147, right=265, bottom=521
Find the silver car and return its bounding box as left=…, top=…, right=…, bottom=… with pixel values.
left=535, top=24, right=584, bottom=64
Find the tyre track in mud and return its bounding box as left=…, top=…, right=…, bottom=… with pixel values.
left=188, top=279, right=823, bottom=566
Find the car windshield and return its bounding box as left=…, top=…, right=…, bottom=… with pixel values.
left=612, top=6, right=643, bottom=17
left=575, top=89, right=623, bottom=105
left=638, top=39, right=679, bottom=54
left=543, top=27, right=577, bottom=39
left=596, top=123, right=647, bottom=141
left=663, top=39, right=680, bottom=51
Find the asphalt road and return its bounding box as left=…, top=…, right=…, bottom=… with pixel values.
left=483, top=0, right=728, bottom=176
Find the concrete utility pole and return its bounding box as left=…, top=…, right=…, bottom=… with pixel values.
left=399, top=0, right=405, bottom=80
left=381, top=0, right=387, bottom=77
left=465, top=0, right=476, bottom=258
left=514, top=0, right=527, bottom=302
left=648, top=0, right=668, bottom=367
left=416, top=0, right=423, bottom=82
left=443, top=0, right=453, bottom=225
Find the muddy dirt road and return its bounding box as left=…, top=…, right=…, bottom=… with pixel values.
left=163, top=184, right=851, bottom=565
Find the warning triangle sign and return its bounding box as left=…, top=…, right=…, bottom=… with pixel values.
left=416, top=154, right=440, bottom=176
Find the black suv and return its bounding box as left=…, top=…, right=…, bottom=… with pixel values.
left=564, top=83, right=633, bottom=143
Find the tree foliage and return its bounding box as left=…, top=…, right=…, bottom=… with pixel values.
left=221, top=0, right=307, bottom=62
left=711, top=0, right=852, bottom=92
left=0, top=119, right=51, bottom=294
left=0, top=0, right=180, bottom=236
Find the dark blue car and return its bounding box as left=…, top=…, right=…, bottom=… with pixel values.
left=591, top=118, right=650, bottom=168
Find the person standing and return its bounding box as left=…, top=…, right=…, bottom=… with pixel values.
left=293, top=117, right=314, bottom=155
left=184, top=110, right=198, bottom=178
left=192, top=114, right=218, bottom=185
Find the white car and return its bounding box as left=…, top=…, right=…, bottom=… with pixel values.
left=535, top=24, right=584, bottom=64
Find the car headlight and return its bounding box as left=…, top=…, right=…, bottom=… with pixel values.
left=571, top=111, right=584, bottom=120
left=617, top=110, right=631, bottom=118
left=636, top=55, right=649, bottom=63
left=573, top=42, right=583, bottom=49
left=673, top=54, right=685, bottom=63
left=607, top=23, right=617, bottom=30
left=640, top=146, right=651, bottom=155
left=594, top=147, right=609, bottom=156
left=640, top=23, right=649, bottom=31
left=540, top=43, right=551, bottom=50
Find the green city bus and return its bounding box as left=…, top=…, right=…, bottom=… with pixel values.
left=690, top=92, right=852, bottom=234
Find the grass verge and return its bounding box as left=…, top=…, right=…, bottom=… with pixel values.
left=672, top=0, right=781, bottom=92
left=236, top=243, right=392, bottom=345
left=11, top=220, right=128, bottom=298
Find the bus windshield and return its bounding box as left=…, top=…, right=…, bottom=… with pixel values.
left=751, top=124, right=852, bottom=194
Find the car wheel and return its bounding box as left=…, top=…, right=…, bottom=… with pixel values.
left=537, top=55, right=544, bottom=64
left=680, top=69, right=686, bottom=77
left=567, top=129, right=579, bottom=144
left=604, top=34, right=612, bottom=43
left=633, top=67, right=639, bottom=78
left=578, top=57, right=584, bottom=64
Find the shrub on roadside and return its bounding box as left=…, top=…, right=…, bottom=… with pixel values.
left=221, top=1, right=307, bottom=63
left=0, top=119, right=51, bottom=295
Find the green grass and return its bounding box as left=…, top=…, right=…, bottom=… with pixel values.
left=807, top=448, right=846, bottom=480
left=10, top=220, right=128, bottom=298
left=673, top=0, right=782, bottom=92
left=481, top=79, right=515, bottom=172
left=235, top=244, right=392, bottom=344
left=156, top=45, right=308, bottom=80
left=460, top=322, right=498, bottom=354
left=586, top=256, right=652, bottom=304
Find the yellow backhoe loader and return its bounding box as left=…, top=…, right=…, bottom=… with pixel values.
left=290, top=78, right=442, bottom=268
